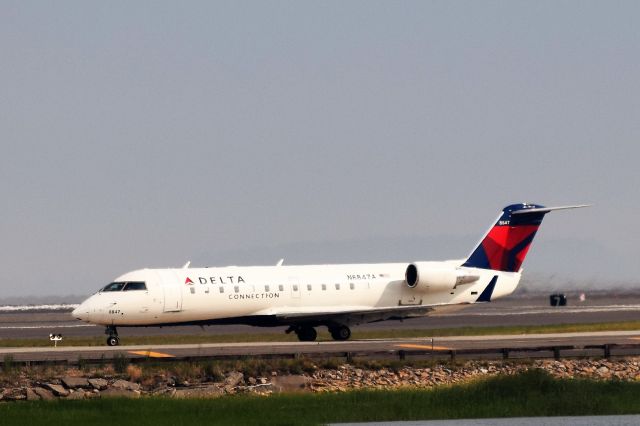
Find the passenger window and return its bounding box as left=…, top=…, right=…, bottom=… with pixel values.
left=190, top=287, right=195, bottom=294
left=265, top=285, right=270, bottom=292
left=219, top=286, right=224, bottom=294
left=350, top=283, right=355, bottom=290
left=335, top=283, right=340, bottom=290
left=278, top=285, right=284, bottom=292
left=307, top=284, right=312, bottom=291
left=293, top=285, right=298, bottom=291
left=234, top=286, right=239, bottom=293
left=322, top=284, right=326, bottom=291
left=122, top=282, right=147, bottom=291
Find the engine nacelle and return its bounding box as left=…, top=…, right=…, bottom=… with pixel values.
left=405, top=262, right=479, bottom=292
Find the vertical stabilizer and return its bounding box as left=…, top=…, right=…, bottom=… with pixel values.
left=462, top=203, right=588, bottom=272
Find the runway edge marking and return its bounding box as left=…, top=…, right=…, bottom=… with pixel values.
left=395, top=344, right=452, bottom=351
left=128, top=350, right=174, bottom=358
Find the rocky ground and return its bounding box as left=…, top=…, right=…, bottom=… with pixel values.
left=2, top=358, right=640, bottom=401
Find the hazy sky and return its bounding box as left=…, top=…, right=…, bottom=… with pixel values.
left=1, top=1, right=638, bottom=297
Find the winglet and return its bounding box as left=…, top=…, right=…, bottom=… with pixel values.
left=182, top=261, right=191, bottom=269
left=276, top=259, right=284, bottom=267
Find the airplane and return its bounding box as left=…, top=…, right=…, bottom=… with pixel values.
left=72, top=203, right=588, bottom=346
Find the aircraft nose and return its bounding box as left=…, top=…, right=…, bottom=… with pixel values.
left=72, top=303, right=89, bottom=321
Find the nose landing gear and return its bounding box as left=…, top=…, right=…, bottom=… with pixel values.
left=105, top=326, right=119, bottom=346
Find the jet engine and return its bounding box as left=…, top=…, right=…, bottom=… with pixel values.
left=405, top=262, right=479, bottom=292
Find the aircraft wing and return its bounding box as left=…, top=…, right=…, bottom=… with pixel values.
left=257, top=304, right=454, bottom=326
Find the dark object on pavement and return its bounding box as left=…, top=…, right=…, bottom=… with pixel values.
left=550, top=294, right=567, bottom=307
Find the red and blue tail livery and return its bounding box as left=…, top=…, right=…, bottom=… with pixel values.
left=462, top=203, right=589, bottom=273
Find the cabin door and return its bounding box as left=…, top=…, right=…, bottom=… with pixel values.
left=161, top=271, right=183, bottom=312
left=163, top=286, right=183, bottom=312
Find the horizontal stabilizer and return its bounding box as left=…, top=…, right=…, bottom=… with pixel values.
left=512, top=204, right=591, bottom=215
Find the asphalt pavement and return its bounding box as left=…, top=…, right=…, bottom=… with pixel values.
left=1, top=292, right=639, bottom=341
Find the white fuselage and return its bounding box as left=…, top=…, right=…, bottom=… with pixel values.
left=74, top=260, right=521, bottom=327
left=72, top=202, right=588, bottom=346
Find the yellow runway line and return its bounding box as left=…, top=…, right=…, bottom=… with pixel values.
left=395, top=344, right=452, bottom=351
left=128, top=350, right=175, bottom=358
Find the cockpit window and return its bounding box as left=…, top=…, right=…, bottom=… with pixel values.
left=100, top=281, right=147, bottom=292
left=123, top=282, right=147, bottom=291
left=101, top=282, right=126, bottom=292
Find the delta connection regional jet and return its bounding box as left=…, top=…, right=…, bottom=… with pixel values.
left=73, top=203, right=588, bottom=346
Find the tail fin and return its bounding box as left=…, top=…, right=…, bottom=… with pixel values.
left=462, top=203, right=589, bottom=272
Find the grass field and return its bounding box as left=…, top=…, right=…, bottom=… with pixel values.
left=1, top=370, right=639, bottom=425
left=2, top=320, right=640, bottom=348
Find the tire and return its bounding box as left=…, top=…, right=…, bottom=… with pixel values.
left=296, top=326, right=317, bottom=342
left=330, top=325, right=351, bottom=341
left=107, top=336, right=119, bottom=346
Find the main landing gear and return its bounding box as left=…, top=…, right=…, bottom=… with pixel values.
left=105, top=325, right=119, bottom=346
left=286, top=325, right=318, bottom=341
left=286, top=324, right=352, bottom=342
left=329, top=324, right=351, bottom=341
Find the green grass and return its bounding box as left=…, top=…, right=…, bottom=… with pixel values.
left=2, top=320, right=640, bottom=348
left=1, top=370, right=640, bottom=425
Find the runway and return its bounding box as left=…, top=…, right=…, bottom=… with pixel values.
left=2, top=331, right=640, bottom=364
left=3, top=292, right=640, bottom=363
left=2, top=293, right=640, bottom=341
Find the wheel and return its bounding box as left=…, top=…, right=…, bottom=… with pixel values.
left=106, top=336, right=119, bottom=346
left=330, top=325, right=351, bottom=341
left=296, top=326, right=317, bottom=342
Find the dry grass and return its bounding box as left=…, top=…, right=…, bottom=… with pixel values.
left=126, top=364, right=142, bottom=381
left=3, top=371, right=640, bottom=425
